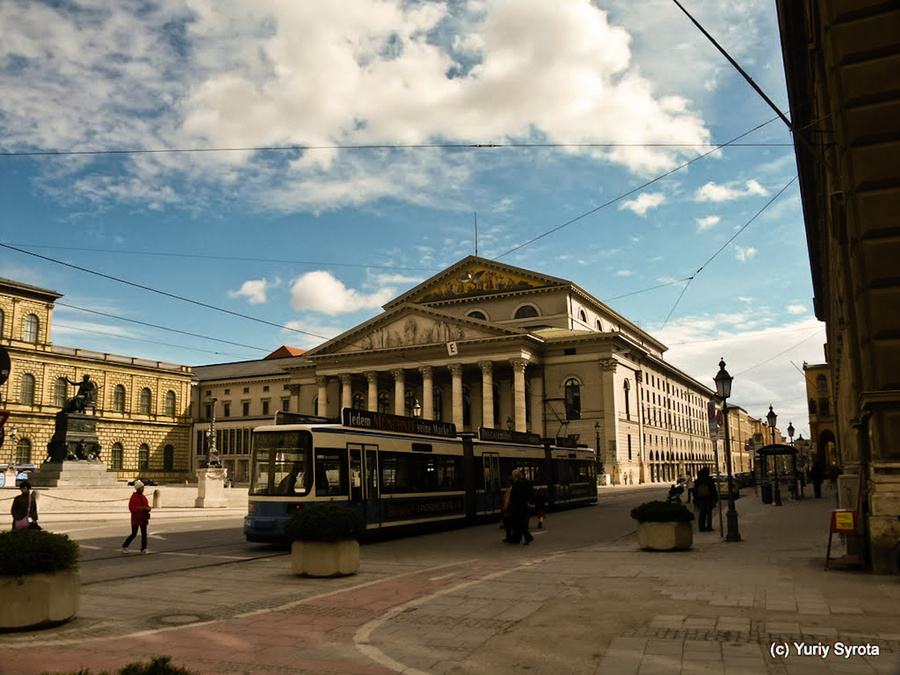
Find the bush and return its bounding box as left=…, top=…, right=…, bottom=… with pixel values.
left=283, top=502, right=366, bottom=543
left=0, top=529, right=79, bottom=577
left=41, top=655, right=199, bottom=675
left=630, top=500, right=695, bottom=523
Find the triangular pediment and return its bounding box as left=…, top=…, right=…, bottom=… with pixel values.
left=304, top=303, right=527, bottom=358
left=384, top=256, right=569, bottom=309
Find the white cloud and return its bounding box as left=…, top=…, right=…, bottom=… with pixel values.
left=696, top=215, right=720, bottom=230
left=290, top=271, right=395, bottom=315
left=619, top=192, right=665, bottom=216
left=787, top=304, right=807, bottom=315
left=228, top=278, right=276, bottom=305
left=735, top=246, right=757, bottom=262
left=616, top=269, right=633, bottom=277
left=694, top=180, right=770, bottom=203
left=0, top=0, right=711, bottom=212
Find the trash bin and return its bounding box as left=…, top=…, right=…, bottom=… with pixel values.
left=761, top=483, right=773, bottom=504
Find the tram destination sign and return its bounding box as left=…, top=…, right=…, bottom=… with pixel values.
left=478, top=426, right=542, bottom=445
left=342, top=408, right=457, bottom=438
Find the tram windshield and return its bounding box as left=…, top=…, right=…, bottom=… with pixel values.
left=250, top=430, right=312, bottom=496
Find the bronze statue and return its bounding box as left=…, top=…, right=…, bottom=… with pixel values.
left=63, top=375, right=98, bottom=414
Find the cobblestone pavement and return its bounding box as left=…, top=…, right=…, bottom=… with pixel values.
left=1, top=487, right=898, bottom=674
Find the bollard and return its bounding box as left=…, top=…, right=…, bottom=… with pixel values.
left=152, top=488, right=161, bottom=509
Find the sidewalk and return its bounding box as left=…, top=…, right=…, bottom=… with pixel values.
left=1, top=488, right=897, bottom=674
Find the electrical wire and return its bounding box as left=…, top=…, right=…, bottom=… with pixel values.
left=52, top=321, right=253, bottom=358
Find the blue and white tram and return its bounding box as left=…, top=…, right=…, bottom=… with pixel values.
left=243, top=408, right=597, bottom=542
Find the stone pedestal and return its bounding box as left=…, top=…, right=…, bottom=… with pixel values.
left=32, top=461, right=120, bottom=488
left=46, top=412, right=103, bottom=463
left=2, top=466, right=18, bottom=489
left=195, top=467, right=228, bottom=508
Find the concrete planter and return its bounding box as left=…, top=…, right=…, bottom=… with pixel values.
left=291, top=540, right=360, bottom=577
left=637, top=521, right=693, bottom=551
left=0, top=569, right=80, bottom=630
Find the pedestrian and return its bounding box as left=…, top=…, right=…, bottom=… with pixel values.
left=500, top=481, right=514, bottom=542
left=809, top=462, right=824, bottom=498
left=533, top=489, right=547, bottom=529
left=11, top=480, right=39, bottom=530
left=693, top=467, right=718, bottom=532
left=121, top=480, right=152, bottom=554
left=685, top=473, right=694, bottom=503
left=506, top=469, right=534, bottom=545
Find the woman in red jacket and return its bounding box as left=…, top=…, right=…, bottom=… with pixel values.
left=121, top=480, right=152, bottom=554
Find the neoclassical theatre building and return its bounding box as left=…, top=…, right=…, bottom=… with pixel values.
left=194, top=257, right=720, bottom=485
left=0, top=277, right=193, bottom=482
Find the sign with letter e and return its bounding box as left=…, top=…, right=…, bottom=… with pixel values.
left=446, top=341, right=458, bottom=356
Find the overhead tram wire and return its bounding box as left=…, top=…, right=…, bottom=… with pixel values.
left=657, top=175, right=799, bottom=329
left=492, top=116, right=783, bottom=260
left=0, top=141, right=793, bottom=159
left=0, top=241, right=332, bottom=343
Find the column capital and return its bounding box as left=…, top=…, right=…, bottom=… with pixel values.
left=418, top=366, right=433, bottom=378
left=478, top=360, right=493, bottom=374
left=599, top=358, right=618, bottom=372
left=390, top=368, right=404, bottom=380
left=340, top=373, right=352, bottom=385
left=509, top=358, right=528, bottom=372
left=316, top=375, right=328, bottom=387
left=365, top=371, right=378, bottom=384
left=448, top=363, right=463, bottom=377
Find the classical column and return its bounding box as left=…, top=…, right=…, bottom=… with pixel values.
left=419, top=366, right=434, bottom=419
left=316, top=376, right=328, bottom=417
left=340, top=374, right=353, bottom=412
left=510, top=358, right=528, bottom=432
left=479, top=361, right=494, bottom=429
left=449, top=363, right=464, bottom=429
left=391, top=368, right=405, bottom=416
left=365, top=372, right=378, bottom=412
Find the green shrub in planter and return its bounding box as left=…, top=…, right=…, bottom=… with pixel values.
left=0, top=529, right=79, bottom=577
left=284, top=503, right=366, bottom=543
left=630, top=500, right=695, bottom=524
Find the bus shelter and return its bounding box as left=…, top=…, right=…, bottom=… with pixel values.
left=756, top=444, right=798, bottom=504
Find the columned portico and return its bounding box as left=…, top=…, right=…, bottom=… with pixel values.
left=479, top=361, right=494, bottom=429
left=365, top=372, right=378, bottom=412
left=419, top=366, right=433, bottom=419
left=449, top=363, right=464, bottom=428
left=316, top=376, right=328, bottom=417
left=510, top=358, right=528, bottom=432
left=340, top=374, right=352, bottom=411
left=391, top=368, right=405, bottom=416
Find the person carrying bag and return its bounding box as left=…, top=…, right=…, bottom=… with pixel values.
left=11, top=480, right=40, bottom=530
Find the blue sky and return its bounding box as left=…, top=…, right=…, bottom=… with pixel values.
left=0, top=0, right=823, bottom=437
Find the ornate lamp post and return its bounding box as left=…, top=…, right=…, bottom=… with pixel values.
left=594, top=421, right=605, bottom=482
left=787, top=421, right=799, bottom=498
left=714, top=359, right=741, bottom=542
left=767, top=405, right=782, bottom=506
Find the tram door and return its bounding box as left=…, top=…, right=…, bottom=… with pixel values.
left=483, top=452, right=502, bottom=514
left=349, top=444, right=380, bottom=526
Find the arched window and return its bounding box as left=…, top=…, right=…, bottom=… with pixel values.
left=53, top=377, right=68, bottom=407
left=140, top=388, right=152, bottom=414
left=514, top=305, right=538, bottom=319
left=20, top=373, right=36, bottom=405
left=816, top=374, right=827, bottom=393
left=468, top=310, right=486, bottom=320
left=111, top=443, right=124, bottom=470
left=564, top=378, right=581, bottom=420
left=377, top=390, right=390, bottom=414
left=15, top=438, right=32, bottom=464
left=596, top=319, right=603, bottom=331
left=165, top=391, right=177, bottom=416
left=163, top=444, right=175, bottom=470
left=624, top=379, right=631, bottom=418
left=138, top=444, right=150, bottom=470
left=578, top=309, right=587, bottom=323
left=114, top=385, right=127, bottom=413
left=23, top=314, right=39, bottom=343
left=352, top=392, right=366, bottom=410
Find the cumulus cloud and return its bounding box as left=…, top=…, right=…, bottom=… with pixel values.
left=735, top=246, right=757, bottom=262
left=290, top=271, right=395, bottom=315
left=787, top=304, right=807, bottom=315
left=0, top=0, right=711, bottom=212
left=619, top=192, right=666, bottom=216
left=696, top=215, right=720, bottom=230
left=694, top=179, right=769, bottom=203
left=615, top=269, right=633, bottom=277
left=228, top=278, right=277, bottom=305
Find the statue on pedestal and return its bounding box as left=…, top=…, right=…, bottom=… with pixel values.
left=63, top=375, right=99, bottom=414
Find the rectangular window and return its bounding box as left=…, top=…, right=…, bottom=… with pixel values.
left=315, top=449, right=347, bottom=496
left=242, top=401, right=250, bottom=416
left=262, top=400, right=270, bottom=416
left=223, top=403, right=230, bottom=417
left=627, top=435, right=632, bottom=460
left=282, top=398, right=290, bottom=412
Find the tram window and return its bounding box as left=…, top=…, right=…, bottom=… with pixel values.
left=250, top=431, right=311, bottom=496
left=380, top=452, right=462, bottom=493
left=315, top=450, right=348, bottom=496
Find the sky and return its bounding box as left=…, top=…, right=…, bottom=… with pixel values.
left=0, top=0, right=824, bottom=438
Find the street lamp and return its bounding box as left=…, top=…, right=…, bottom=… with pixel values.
left=594, top=421, right=604, bottom=481
left=766, top=405, right=782, bottom=506
left=714, top=359, right=741, bottom=542
left=205, top=398, right=220, bottom=468
left=787, top=421, right=799, bottom=498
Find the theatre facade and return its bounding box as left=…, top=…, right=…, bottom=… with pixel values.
left=194, top=257, right=719, bottom=485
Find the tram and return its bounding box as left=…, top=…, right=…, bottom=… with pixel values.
left=243, top=408, right=597, bottom=542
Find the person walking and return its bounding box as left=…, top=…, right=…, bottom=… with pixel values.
left=809, top=462, right=824, bottom=499
left=121, top=480, right=152, bottom=554
left=693, top=467, right=718, bottom=532
left=684, top=473, right=695, bottom=503
left=507, top=469, right=534, bottom=545
left=11, top=480, right=39, bottom=530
